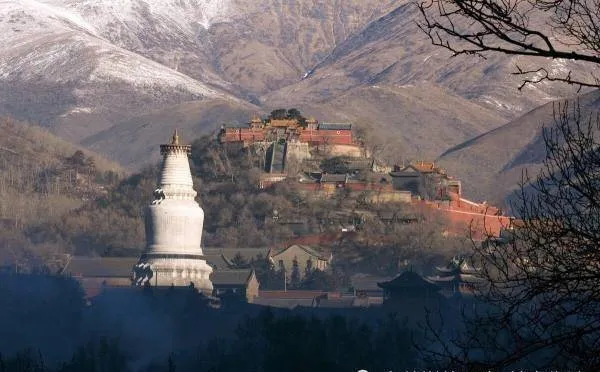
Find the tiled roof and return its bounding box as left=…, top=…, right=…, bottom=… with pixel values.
left=389, top=171, right=421, bottom=178
left=350, top=273, right=394, bottom=291
left=271, top=245, right=331, bottom=261
left=61, top=256, right=138, bottom=278
left=210, top=269, right=254, bottom=286
left=203, top=254, right=233, bottom=270
left=377, top=271, right=439, bottom=292
left=459, top=261, right=480, bottom=274
left=319, top=173, right=347, bottom=183
left=61, top=254, right=262, bottom=279
left=344, top=159, right=373, bottom=171
left=226, top=123, right=251, bottom=128
left=427, top=275, right=457, bottom=283
left=203, top=247, right=271, bottom=263
left=318, top=123, right=352, bottom=131
left=434, top=264, right=459, bottom=274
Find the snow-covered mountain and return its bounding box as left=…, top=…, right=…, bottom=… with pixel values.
left=1, top=0, right=597, bottom=182
left=0, top=0, right=399, bottom=142
left=0, top=0, right=249, bottom=140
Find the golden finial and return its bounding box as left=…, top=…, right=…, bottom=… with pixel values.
left=171, top=129, right=179, bottom=145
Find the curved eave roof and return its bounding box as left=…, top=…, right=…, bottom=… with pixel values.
left=377, top=271, right=439, bottom=292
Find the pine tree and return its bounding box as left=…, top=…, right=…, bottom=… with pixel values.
left=304, top=258, right=313, bottom=277
left=290, top=256, right=301, bottom=289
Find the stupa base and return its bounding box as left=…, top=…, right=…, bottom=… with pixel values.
left=133, top=257, right=213, bottom=295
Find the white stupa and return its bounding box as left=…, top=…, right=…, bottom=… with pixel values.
left=133, top=130, right=213, bottom=294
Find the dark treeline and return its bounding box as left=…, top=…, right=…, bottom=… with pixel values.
left=0, top=273, right=428, bottom=372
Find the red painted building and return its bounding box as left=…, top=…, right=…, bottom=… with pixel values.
left=298, top=123, right=353, bottom=145
left=220, top=118, right=353, bottom=146
left=221, top=126, right=266, bottom=143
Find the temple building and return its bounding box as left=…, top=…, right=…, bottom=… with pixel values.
left=377, top=271, right=445, bottom=317
left=133, top=131, right=213, bottom=294
left=219, top=116, right=353, bottom=146
left=427, top=256, right=485, bottom=295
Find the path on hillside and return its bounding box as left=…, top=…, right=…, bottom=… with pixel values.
left=269, top=140, right=287, bottom=173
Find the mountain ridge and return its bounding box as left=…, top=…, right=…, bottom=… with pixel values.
left=2, top=0, right=599, bottom=199
left=437, top=90, right=600, bottom=204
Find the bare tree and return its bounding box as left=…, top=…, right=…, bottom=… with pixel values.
left=424, top=103, right=600, bottom=370
left=417, top=0, right=600, bottom=89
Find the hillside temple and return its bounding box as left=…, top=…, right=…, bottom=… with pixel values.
left=59, top=124, right=513, bottom=307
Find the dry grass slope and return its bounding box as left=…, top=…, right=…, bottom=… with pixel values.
left=0, top=116, right=125, bottom=268
left=437, top=90, right=600, bottom=205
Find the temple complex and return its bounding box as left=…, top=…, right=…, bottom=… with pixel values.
left=133, top=130, right=213, bottom=294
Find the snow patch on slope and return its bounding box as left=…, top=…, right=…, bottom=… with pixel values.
left=89, top=37, right=220, bottom=97
left=45, top=0, right=233, bottom=33
left=197, top=0, right=231, bottom=28
left=0, top=0, right=227, bottom=98
left=13, top=0, right=98, bottom=35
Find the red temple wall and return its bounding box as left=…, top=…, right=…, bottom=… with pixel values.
left=222, top=127, right=352, bottom=145
left=222, top=129, right=265, bottom=142
left=298, top=129, right=353, bottom=145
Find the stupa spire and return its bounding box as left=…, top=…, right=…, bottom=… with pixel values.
left=171, top=129, right=179, bottom=145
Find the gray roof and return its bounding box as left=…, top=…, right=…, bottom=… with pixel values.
left=61, top=256, right=138, bottom=278
left=377, top=271, right=439, bottom=292
left=203, top=254, right=233, bottom=270
left=61, top=254, right=261, bottom=279
left=389, top=171, right=421, bottom=178
left=318, top=123, right=352, bottom=131
left=225, top=123, right=250, bottom=128
left=350, top=273, right=394, bottom=291
left=252, top=298, right=316, bottom=309
left=344, top=159, right=373, bottom=171
left=210, top=269, right=254, bottom=286
left=319, top=173, right=347, bottom=183
left=427, top=275, right=458, bottom=283
left=203, top=247, right=271, bottom=263
left=271, top=245, right=331, bottom=261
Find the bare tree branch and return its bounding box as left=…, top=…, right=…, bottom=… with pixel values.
left=417, top=0, right=600, bottom=89
left=420, top=101, right=600, bottom=369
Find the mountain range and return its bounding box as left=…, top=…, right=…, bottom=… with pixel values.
left=1, top=0, right=598, bottom=201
